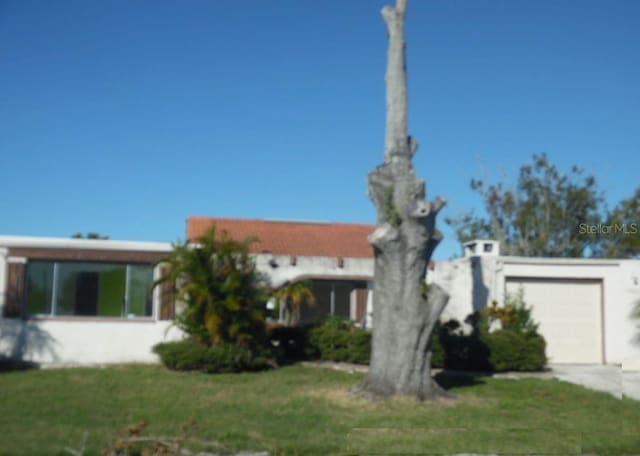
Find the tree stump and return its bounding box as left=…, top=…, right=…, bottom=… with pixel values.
left=356, top=0, right=451, bottom=401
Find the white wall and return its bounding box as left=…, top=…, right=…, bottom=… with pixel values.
left=619, top=261, right=640, bottom=369
left=0, top=318, right=184, bottom=365
left=426, top=256, right=499, bottom=323
left=254, top=254, right=373, bottom=287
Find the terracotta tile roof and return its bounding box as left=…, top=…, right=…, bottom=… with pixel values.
left=187, top=216, right=375, bottom=258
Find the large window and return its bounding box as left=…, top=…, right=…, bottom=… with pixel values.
left=25, top=261, right=155, bottom=318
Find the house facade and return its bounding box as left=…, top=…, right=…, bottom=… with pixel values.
left=0, top=218, right=377, bottom=365
left=1, top=221, right=639, bottom=369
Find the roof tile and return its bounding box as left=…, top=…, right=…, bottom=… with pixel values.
left=187, top=216, right=375, bottom=258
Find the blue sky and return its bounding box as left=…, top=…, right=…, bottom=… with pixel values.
left=1, top=0, right=638, bottom=259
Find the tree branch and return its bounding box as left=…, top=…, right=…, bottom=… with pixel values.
left=396, top=0, right=407, bottom=15
left=426, top=283, right=449, bottom=325
left=368, top=223, right=400, bottom=250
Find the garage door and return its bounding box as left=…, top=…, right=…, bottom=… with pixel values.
left=505, top=278, right=603, bottom=364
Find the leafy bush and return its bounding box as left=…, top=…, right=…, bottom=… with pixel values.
left=265, top=315, right=444, bottom=368
left=153, top=339, right=207, bottom=371
left=436, top=308, right=547, bottom=372
left=438, top=318, right=492, bottom=371
left=153, top=339, right=270, bottom=373
left=320, top=315, right=353, bottom=330
left=266, top=324, right=313, bottom=363
left=485, top=289, right=539, bottom=334
left=308, top=326, right=371, bottom=365
left=487, top=330, right=547, bottom=372
left=483, top=290, right=546, bottom=371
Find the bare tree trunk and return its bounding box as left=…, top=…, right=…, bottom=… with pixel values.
left=356, top=0, right=451, bottom=401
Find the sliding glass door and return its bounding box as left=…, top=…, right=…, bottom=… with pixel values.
left=25, top=261, right=154, bottom=318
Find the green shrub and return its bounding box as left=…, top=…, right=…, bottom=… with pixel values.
left=486, top=330, right=547, bottom=372
left=439, top=333, right=492, bottom=372
left=200, top=344, right=270, bottom=374
left=309, top=326, right=371, bottom=365
left=264, top=312, right=546, bottom=372
left=153, top=339, right=270, bottom=373
left=153, top=338, right=208, bottom=371
left=266, top=325, right=313, bottom=363
left=436, top=313, right=547, bottom=372
left=320, top=315, right=353, bottom=330
left=308, top=324, right=445, bottom=368
left=485, top=289, right=540, bottom=334
left=430, top=329, right=445, bottom=368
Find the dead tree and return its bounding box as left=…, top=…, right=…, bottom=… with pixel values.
left=357, top=0, right=451, bottom=400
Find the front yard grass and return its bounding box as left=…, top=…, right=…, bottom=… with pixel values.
left=0, top=364, right=638, bottom=455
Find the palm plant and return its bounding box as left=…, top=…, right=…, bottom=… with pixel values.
left=155, top=227, right=268, bottom=348
left=272, top=280, right=317, bottom=326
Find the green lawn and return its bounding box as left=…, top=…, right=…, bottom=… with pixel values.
left=0, top=364, right=638, bottom=455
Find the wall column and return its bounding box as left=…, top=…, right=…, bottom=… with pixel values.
left=349, top=288, right=357, bottom=321
left=330, top=283, right=336, bottom=315
left=364, top=281, right=374, bottom=329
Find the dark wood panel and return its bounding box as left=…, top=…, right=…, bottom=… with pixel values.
left=8, top=247, right=167, bottom=264
left=355, top=287, right=368, bottom=322
left=4, top=262, right=25, bottom=318
left=158, top=265, right=176, bottom=321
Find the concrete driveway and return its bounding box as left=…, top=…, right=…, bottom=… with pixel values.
left=550, top=364, right=640, bottom=400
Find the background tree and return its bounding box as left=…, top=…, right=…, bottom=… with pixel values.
left=155, top=227, right=268, bottom=349
left=271, top=280, right=316, bottom=325
left=446, top=153, right=605, bottom=257
left=357, top=0, right=450, bottom=401
left=71, top=232, right=110, bottom=240
left=602, top=186, right=640, bottom=258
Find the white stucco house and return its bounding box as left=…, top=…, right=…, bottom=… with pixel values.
left=1, top=218, right=639, bottom=370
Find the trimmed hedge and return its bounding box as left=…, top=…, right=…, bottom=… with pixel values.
left=267, top=325, right=313, bottom=364
left=306, top=324, right=445, bottom=368
left=153, top=338, right=270, bottom=373
left=308, top=326, right=372, bottom=365
left=486, top=329, right=547, bottom=372
left=436, top=318, right=547, bottom=372
left=264, top=322, right=546, bottom=372
left=154, top=319, right=546, bottom=373
left=438, top=331, right=492, bottom=372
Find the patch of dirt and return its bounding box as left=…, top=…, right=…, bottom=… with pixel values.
left=301, top=385, right=493, bottom=410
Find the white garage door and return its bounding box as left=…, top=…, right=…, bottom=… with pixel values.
left=505, top=278, right=603, bottom=364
